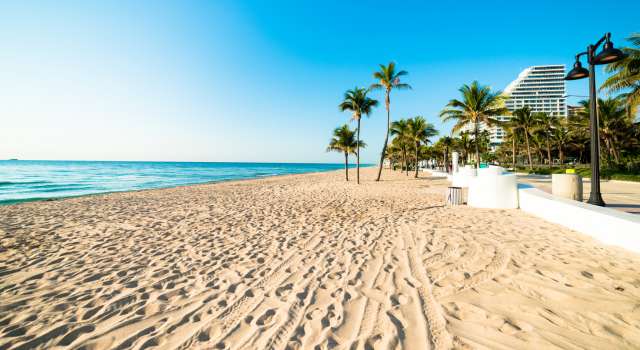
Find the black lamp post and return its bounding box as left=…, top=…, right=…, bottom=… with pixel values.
left=564, top=33, right=627, bottom=207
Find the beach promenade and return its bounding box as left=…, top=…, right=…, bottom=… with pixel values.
left=1, top=168, right=639, bottom=350
left=517, top=174, right=640, bottom=215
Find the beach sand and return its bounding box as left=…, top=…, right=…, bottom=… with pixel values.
left=1, top=167, right=639, bottom=350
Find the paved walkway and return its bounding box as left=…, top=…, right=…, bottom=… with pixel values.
left=516, top=174, right=640, bottom=215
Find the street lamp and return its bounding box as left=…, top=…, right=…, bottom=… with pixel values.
left=563, top=33, right=627, bottom=207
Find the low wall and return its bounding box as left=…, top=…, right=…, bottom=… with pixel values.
left=518, top=184, right=640, bottom=253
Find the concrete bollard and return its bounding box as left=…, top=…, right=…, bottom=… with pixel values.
left=552, top=173, right=583, bottom=201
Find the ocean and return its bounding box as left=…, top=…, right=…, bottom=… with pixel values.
left=0, top=161, right=373, bottom=206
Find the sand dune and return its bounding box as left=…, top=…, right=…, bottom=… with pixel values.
left=1, top=167, right=639, bottom=350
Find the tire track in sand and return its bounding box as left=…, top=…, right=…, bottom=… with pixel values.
left=403, top=230, right=452, bottom=350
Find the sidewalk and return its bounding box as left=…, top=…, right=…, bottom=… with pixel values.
left=516, top=174, right=640, bottom=215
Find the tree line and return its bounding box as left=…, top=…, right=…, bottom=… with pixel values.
left=327, top=31, right=640, bottom=180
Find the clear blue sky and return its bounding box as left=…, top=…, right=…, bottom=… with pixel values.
left=0, top=1, right=637, bottom=163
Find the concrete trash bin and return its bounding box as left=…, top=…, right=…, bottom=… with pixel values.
left=552, top=173, right=583, bottom=201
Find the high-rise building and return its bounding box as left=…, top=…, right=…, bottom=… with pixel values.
left=460, top=65, right=567, bottom=152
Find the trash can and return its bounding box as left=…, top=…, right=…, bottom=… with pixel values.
left=393, top=166, right=396, bottom=171
left=552, top=173, right=583, bottom=201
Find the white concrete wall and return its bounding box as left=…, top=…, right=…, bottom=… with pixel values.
left=518, top=184, right=640, bottom=254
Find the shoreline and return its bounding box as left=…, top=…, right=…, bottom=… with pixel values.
left=2, top=167, right=639, bottom=349
left=0, top=164, right=377, bottom=207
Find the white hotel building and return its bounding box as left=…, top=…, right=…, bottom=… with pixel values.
left=462, top=65, right=567, bottom=152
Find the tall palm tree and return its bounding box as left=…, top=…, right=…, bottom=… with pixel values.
left=418, top=145, right=435, bottom=167
left=552, top=122, right=571, bottom=165
left=573, top=98, right=627, bottom=167
left=326, top=124, right=366, bottom=181
left=339, top=86, right=379, bottom=184
left=370, top=62, right=412, bottom=181
left=535, top=112, right=562, bottom=169
left=385, top=144, right=402, bottom=170
left=390, top=118, right=411, bottom=175
left=510, top=106, right=539, bottom=170
left=456, top=131, right=474, bottom=165
left=531, top=132, right=547, bottom=165
left=438, top=81, right=510, bottom=166
left=406, top=116, right=439, bottom=177
left=478, top=129, right=491, bottom=157
left=599, top=32, right=640, bottom=119
left=435, top=137, right=454, bottom=172
left=505, top=126, right=522, bottom=169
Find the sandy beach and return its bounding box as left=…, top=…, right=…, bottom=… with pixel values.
left=1, top=167, right=639, bottom=350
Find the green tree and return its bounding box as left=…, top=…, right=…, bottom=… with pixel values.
left=390, top=118, right=411, bottom=175
left=599, top=32, right=640, bottom=119
left=551, top=122, right=571, bottom=165
left=574, top=98, right=628, bottom=167
left=339, top=86, right=379, bottom=184
left=385, top=144, right=402, bottom=170
left=369, top=62, right=412, bottom=181
left=535, top=112, right=562, bottom=169
left=455, top=131, right=474, bottom=165
left=504, top=124, right=523, bottom=169
left=406, top=116, right=439, bottom=177
left=435, top=136, right=454, bottom=172
left=510, top=106, right=539, bottom=170
left=326, top=124, right=366, bottom=181
left=438, top=81, right=510, bottom=167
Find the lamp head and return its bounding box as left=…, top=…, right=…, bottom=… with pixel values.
left=592, top=40, right=628, bottom=65
left=564, top=59, right=589, bottom=80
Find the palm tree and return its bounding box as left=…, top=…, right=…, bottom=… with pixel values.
left=418, top=145, right=435, bottom=168
left=568, top=133, right=589, bottom=164
left=573, top=98, right=627, bottom=167
left=456, top=131, right=474, bottom=165
left=438, top=81, right=510, bottom=166
left=406, top=116, right=439, bottom=177
left=385, top=144, right=402, bottom=170
left=599, top=32, right=640, bottom=119
left=552, top=122, right=571, bottom=165
left=531, top=132, right=547, bottom=165
left=478, top=129, right=491, bottom=157
left=504, top=126, right=522, bottom=169
left=339, top=86, right=379, bottom=184
left=369, top=62, right=412, bottom=181
left=535, top=112, right=562, bottom=169
left=510, top=106, right=539, bottom=170
left=390, top=118, right=411, bottom=175
left=326, top=124, right=366, bottom=181
left=435, top=136, right=454, bottom=172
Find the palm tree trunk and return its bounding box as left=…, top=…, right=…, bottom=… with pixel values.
left=345, top=153, right=349, bottom=181
left=546, top=132, right=551, bottom=170
left=512, top=137, right=516, bottom=169
left=525, top=132, right=533, bottom=170
left=401, top=147, right=406, bottom=173
left=559, top=146, right=563, bottom=165
left=445, top=146, right=449, bottom=173
left=605, top=138, right=612, bottom=169
left=375, top=91, right=391, bottom=181
left=414, top=143, right=419, bottom=178
left=357, top=118, right=360, bottom=184
left=405, top=147, right=409, bottom=176
left=579, top=150, right=583, bottom=164
left=474, top=122, right=480, bottom=168
left=610, top=137, right=620, bottom=164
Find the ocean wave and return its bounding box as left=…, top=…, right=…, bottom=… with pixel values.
left=0, top=181, right=50, bottom=186
left=255, top=174, right=277, bottom=177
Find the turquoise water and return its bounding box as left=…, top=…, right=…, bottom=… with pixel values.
left=0, top=161, right=373, bottom=206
